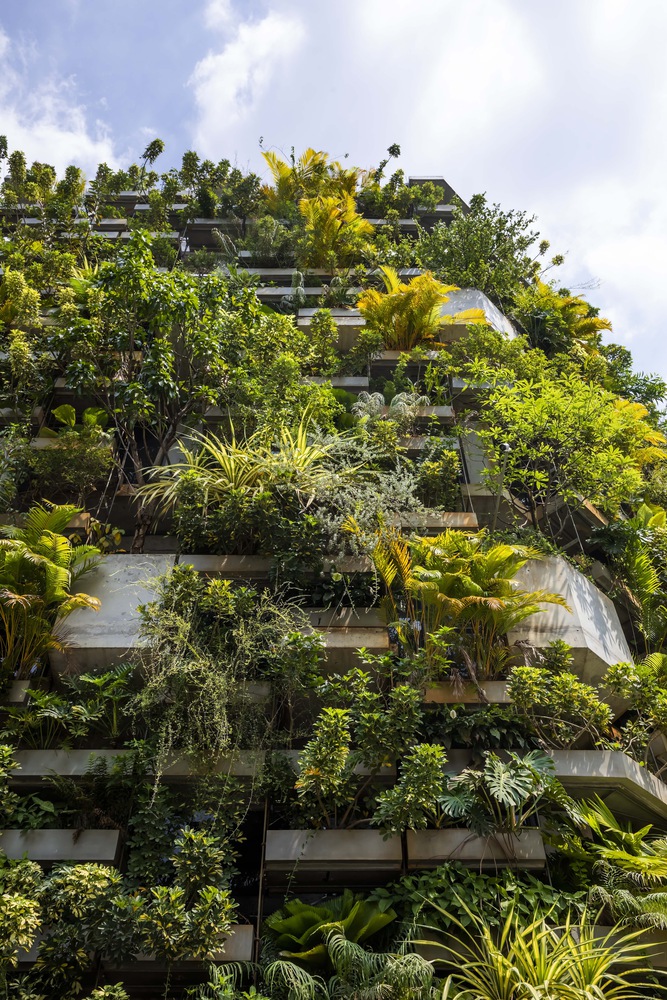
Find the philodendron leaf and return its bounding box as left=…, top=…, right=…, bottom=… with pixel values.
left=82, top=407, right=109, bottom=428
left=53, top=404, right=77, bottom=428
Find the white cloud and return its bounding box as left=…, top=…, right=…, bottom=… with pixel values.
left=189, top=5, right=306, bottom=154
left=204, top=0, right=234, bottom=31
left=0, top=22, right=119, bottom=176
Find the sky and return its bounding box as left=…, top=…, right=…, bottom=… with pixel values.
left=1, top=0, right=666, bottom=378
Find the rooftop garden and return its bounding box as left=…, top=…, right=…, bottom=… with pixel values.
left=2, top=137, right=667, bottom=999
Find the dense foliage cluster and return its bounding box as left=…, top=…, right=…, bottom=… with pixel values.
left=1, top=137, right=667, bottom=998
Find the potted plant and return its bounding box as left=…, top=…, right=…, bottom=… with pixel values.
left=265, top=673, right=425, bottom=877
left=372, top=746, right=570, bottom=869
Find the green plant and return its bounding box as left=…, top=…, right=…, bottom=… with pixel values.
left=353, top=523, right=568, bottom=679
left=263, top=928, right=436, bottom=1000
left=64, top=664, right=134, bottom=741
left=370, top=862, right=585, bottom=935
left=0, top=503, right=100, bottom=683
left=508, top=642, right=613, bottom=750
left=306, top=308, right=339, bottom=375
left=88, top=987, right=130, bottom=1000
left=373, top=748, right=573, bottom=839
left=357, top=266, right=484, bottom=351
left=513, top=279, right=612, bottom=356
left=351, top=389, right=431, bottom=436
left=292, top=672, right=424, bottom=829
left=0, top=856, right=42, bottom=997
left=0, top=426, right=29, bottom=513
left=133, top=566, right=318, bottom=769
left=264, top=890, right=396, bottom=969
left=296, top=193, right=374, bottom=270
left=424, top=906, right=656, bottom=999
left=244, top=216, right=294, bottom=266
left=416, top=192, right=557, bottom=307
left=28, top=406, right=115, bottom=503
left=138, top=418, right=344, bottom=516
left=415, top=440, right=461, bottom=509
left=477, top=373, right=666, bottom=531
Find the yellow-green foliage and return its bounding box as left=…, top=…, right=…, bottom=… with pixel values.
left=357, top=266, right=484, bottom=350
left=296, top=192, right=374, bottom=269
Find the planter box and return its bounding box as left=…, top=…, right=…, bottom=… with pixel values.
left=297, top=309, right=365, bottom=352
left=551, top=750, right=667, bottom=826
left=11, top=750, right=266, bottom=785
left=102, top=924, right=255, bottom=972
left=0, top=829, right=120, bottom=864
left=3, top=677, right=49, bottom=706
left=306, top=376, right=369, bottom=390
left=317, top=627, right=388, bottom=672
left=161, top=751, right=266, bottom=781
left=423, top=681, right=510, bottom=704
left=381, top=405, right=454, bottom=423
left=389, top=512, right=478, bottom=532
left=406, top=828, right=545, bottom=869
left=48, top=554, right=176, bottom=675
left=12, top=749, right=125, bottom=784
left=180, top=554, right=374, bottom=578
left=508, top=556, right=632, bottom=686
left=284, top=750, right=396, bottom=784
left=265, top=829, right=401, bottom=873
left=179, top=554, right=272, bottom=578
left=306, top=607, right=383, bottom=629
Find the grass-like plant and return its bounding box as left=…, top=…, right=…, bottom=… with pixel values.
left=419, top=903, right=660, bottom=999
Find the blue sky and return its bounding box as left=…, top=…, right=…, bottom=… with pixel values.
left=2, top=0, right=667, bottom=380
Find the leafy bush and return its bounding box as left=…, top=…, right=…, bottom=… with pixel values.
left=370, top=862, right=584, bottom=933
left=415, top=440, right=461, bottom=508
left=264, top=890, right=396, bottom=969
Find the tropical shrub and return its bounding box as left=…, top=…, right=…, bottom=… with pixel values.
left=132, top=566, right=321, bottom=768
left=296, top=193, right=374, bottom=270
left=263, top=929, right=436, bottom=1000
left=373, top=747, right=573, bottom=839
left=25, top=404, right=114, bottom=504
left=264, top=890, right=396, bottom=969
left=0, top=503, right=100, bottom=684
left=355, top=524, right=568, bottom=678
left=512, top=279, right=612, bottom=356
left=357, top=266, right=484, bottom=351
left=370, top=861, right=585, bottom=934
left=426, top=906, right=656, bottom=998
left=414, top=440, right=461, bottom=508
left=416, top=192, right=558, bottom=306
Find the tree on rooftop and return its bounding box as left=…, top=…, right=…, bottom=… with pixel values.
left=417, top=193, right=560, bottom=307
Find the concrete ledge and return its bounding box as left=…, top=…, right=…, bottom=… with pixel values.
left=423, top=681, right=510, bottom=704
left=49, top=554, right=175, bottom=675
left=306, top=608, right=384, bottom=629
left=22, top=924, right=255, bottom=967
left=508, top=557, right=632, bottom=685
left=407, top=828, right=545, bottom=869
left=12, top=749, right=266, bottom=784
left=551, top=750, right=667, bottom=825
left=388, top=512, right=478, bottom=531
left=443, top=749, right=667, bottom=827
left=265, top=829, right=402, bottom=871
left=318, top=627, right=388, bottom=670
left=0, top=829, right=120, bottom=864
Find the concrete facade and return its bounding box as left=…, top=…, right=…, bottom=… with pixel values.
left=49, top=554, right=175, bottom=675
left=508, top=556, right=632, bottom=684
